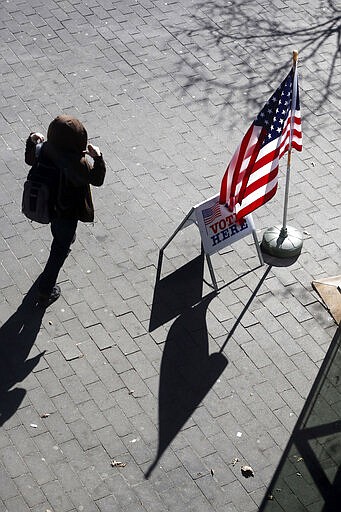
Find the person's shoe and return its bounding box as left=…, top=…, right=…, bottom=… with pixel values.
left=37, top=285, right=61, bottom=307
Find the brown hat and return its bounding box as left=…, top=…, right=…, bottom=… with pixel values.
left=47, top=114, right=87, bottom=154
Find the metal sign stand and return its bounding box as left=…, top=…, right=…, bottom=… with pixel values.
left=157, top=208, right=264, bottom=291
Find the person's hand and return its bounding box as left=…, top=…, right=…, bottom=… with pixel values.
left=30, top=132, right=45, bottom=144
left=84, top=144, right=101, bottom=158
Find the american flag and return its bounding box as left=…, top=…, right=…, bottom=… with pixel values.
left=219, top=67, right=302, bottom=220
left=202, top=202, right=221, bottom=225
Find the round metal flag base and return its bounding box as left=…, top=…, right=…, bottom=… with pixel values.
left=261, top=225, right=303, bottom=258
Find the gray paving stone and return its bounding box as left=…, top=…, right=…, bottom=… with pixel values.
left=3, top=495, right=31, bottom=512
left=60, top=374, right=92, bottom=405
left=35, top=368, right=65, bottom=398
left=14, top=473, right=45, bottom=508
left=0, top=463, right=19, bottom=501
left=7, top=426, right=36, bottom=457
left=69, top=487, right=100, bottom=512
left=68, top=418, right=99, bottom=451
left=0, top=445, right=27, bottom=478
left=95, top=424, right=128, bottom=459
left=53, top=333, right=83, bottom=361
left=41, top=480, right=74, bottom=512
left=24, top=452, right=54, bottom=487
left=78, top=466, right=110, bottom=501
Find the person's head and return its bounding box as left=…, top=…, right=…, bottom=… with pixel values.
left=47, top=114, right=87, bottom=154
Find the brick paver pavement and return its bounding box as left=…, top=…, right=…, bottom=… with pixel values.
left=0, top=1, right=340, bottom=511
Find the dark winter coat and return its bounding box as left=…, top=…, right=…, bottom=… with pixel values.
left=25, top=115, right=106, bottom=222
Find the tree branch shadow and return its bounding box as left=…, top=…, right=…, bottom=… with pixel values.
left=164, top=0, right=340, bottom=116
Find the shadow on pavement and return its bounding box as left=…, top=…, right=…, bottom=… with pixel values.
left=149, top=253, right=205, bottom=332
left=147, top=255, right=273, bottom=478
left=170, top=0, right=340, bottom=115
left=259, top=323, right=341, bottom=511
left=146, top=291, right=228, bottom=478
left=0, top=280, right=46, bottom=427
left=219, top=265, right=272, bottom=353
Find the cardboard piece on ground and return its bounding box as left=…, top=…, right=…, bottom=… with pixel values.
left=312, top=275, right=341, bottom=324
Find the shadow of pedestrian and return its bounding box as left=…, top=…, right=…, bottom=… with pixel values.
left=0, top=280, right=46, bottom=427
left=145, top=292, right=228, bottom=478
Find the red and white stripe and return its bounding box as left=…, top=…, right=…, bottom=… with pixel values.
left=219, top=108, right=302, bottom=221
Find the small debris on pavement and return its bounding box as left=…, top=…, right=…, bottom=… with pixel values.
left=128, top=389, right=135, bottom=395
left=30, top=423, right=38, bottom=428
left=111, top=460, right=126, bottom=468
left=231, top=457, right=239, bottom=466
left=267, top=495, right=274, bottom=500
left=241, top=465, right=255, bottom=478
left=210, top=469, right=214, bottom=476
left=236, top=431, right=242, bottom=437
left=40, top=413, right=50, bottom=418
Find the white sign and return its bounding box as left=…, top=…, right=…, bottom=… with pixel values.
left=194, top=194, right=254, bottom=255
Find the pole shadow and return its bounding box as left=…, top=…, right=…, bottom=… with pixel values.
left=0, top=280, right=46, bottom=427
left=219, top=265, right=272, bottom=354
left=259, top=324, right=341, bottom=511
left=145, top=292, right=228, bottom=478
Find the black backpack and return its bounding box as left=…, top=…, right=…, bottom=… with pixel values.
left=22, top=144, right=61, bottom=224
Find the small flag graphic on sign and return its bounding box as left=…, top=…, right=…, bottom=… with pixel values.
left=219, top=66, right=302, bottom=220
left=202, top=203, right=221, bottom=225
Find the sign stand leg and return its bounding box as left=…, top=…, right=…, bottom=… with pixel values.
left=205, top=252, right=218, bottom=291
left=156, top=203, right=262, bottom=292
left=157, top=208, right=195, bottom=282
left=252, top=229, right=264, bottom=266
left=160, top=208, right=194, bottom=253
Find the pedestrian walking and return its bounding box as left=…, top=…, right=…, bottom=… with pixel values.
left=24, top=114, right=106, bottom=306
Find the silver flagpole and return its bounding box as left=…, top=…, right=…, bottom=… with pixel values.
left=261, top=50, right=303, bottom=258
left=282, top=50, right=298, bottom=233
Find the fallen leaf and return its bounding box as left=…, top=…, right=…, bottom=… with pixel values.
left=241, top=465, right=255, bottom=478
left=231, top=457, right=239, bottom=466
left=111, top=460, right=126, bottom=468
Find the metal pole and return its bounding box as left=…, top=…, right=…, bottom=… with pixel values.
left=281, top=50, right=298, bottom=236
left=261, top=50, right=303, bottom=258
